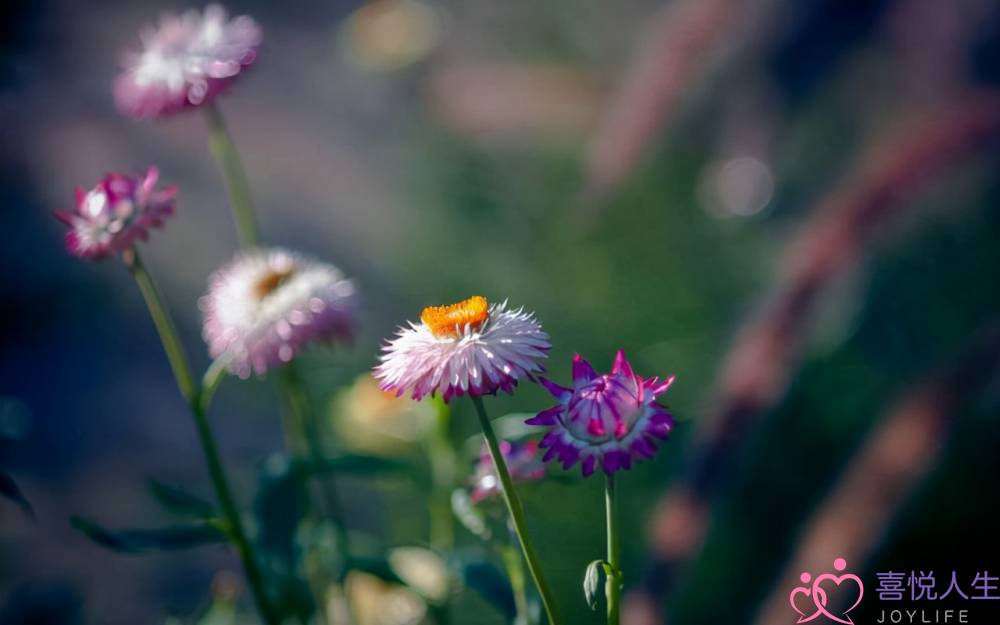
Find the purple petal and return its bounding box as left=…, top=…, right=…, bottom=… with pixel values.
left=539, top=377, right=573, bottom=402
left=611, top=349, right=634, bottom=379
left=526, top=405, right=562, bottom=426
left=572, top=354, right=598, bottom=386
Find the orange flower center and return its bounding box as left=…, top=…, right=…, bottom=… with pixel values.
left=253, top=267, right=296, bottom=300
left=421, top=295, right=489, bottom=338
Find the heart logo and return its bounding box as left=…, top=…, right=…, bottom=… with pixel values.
left=789, top=586, right=819, bottom=623
left=788, top=558, right=865, bottom=624
left=813, top=572, right=864, bottom=624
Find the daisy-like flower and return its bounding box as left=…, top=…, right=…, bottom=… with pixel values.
left=55, top=167, right=175, bottom=261
left=200, top=248, right=357, bottom=378
left=373, top=296, right=550, bottom=402
left=114, top=5, right=262, bottom=119
left=527, top=351, right=674, bottom=476
left=470, top=439, right=545, bottom=503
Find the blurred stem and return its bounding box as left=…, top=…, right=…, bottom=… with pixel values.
left=125, top=250, right=278, bottom=625
left=205, top=102, right=259, bottom=247
left=277, top=364, right=351, bottom=578
left=605, top=473, right=621, bottom=625
left=200, top=355, right=231, bottom=412
left=279, top=365, right=354, bottom=625
left=427, top=396, right=456, bottom=551
left=126, top=250, right=196, bottom=402
left=470, top=395, right=561, bottom=625
left=500, top=538, right=530, bottom=625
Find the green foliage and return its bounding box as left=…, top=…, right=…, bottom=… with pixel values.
left=70, top=516, right=227, bottom=553
left=0, top=471, right=33, bottom=519
left=147, top=479, right=216, bottom=518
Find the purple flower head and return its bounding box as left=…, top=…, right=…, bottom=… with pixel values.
left=200, top=248, right=358, bottom=378
left=527, top=350, right=674, bottom=477
left=470, top=440, right=545, bottom=503
left=115, top=5, right=261, bottom=119
left=55, top=167, right=175, bottom=261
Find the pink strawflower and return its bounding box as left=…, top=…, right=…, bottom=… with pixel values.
left=528, top=351, right=674, bottom=476
left=373, top=296, right=550, bottom=402
left=470, top=440, right=545, bottom=503
left=114, top=4, right=261, bottom=119
left=200, top=248, right=357, bottom=378
left=54, top=167, right=175, bottom=261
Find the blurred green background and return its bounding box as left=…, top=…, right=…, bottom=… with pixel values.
left=1, top=0, right=998, bottom=624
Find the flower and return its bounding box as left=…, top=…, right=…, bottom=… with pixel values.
left=200, top=248, right=357, bottom=378
left=373, top=296, right=549, bottom=402
left=527, top=350, right=674, bottom=476
left=332, top=374, right=436, bottom=456
left=470, top=439, right=545, bottom=503
left=55, top=167, right=175, bottom=261
left=114, top=4, right=261, bottom=119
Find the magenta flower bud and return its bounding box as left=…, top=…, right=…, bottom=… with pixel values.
left=200, top=248, right=358, bottom=378
left=527, top=350, right=675, bottom=476
left=114, top=5, right=261, bottom=119
left=470, top=440, right=545, bottom=503
left=54, top=167, right=176, bottom=261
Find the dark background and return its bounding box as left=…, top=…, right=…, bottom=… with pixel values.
left=1, top=1, right=998, bottom=624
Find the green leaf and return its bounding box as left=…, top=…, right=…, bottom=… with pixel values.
left=584, top=559, right=612, bottom=611
left=147, top=479, right=216, bottom=518
left=0, top=471, right=33, bottom=518
left=70, top=516, right=227, bottom=553
left=252, top=455, right=314, bottom=624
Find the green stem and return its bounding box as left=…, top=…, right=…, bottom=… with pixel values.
left=278, top=364, right=351, bottom=580
left=279, top=365, right=354, bottom=625
left=470, top=395, right=560, bottom=625
left=605, top=473, right=621, bottom=625
left=126, top=251, right=277, bottom=625
left=127, top=251, right=196, bottom=402
left=204, top=102, right=259, bottom=247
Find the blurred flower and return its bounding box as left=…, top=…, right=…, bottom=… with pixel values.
left=341, top=0, right=441, bottom=73
left=54, top=167, right=175, bottom=261
left=332, top=374, right=435, bottom=455
left=528, top=351, right=674, bottom=476
left=388, top=546, right=451, bottom=603
left=114, top=4, right=261, bottom=119
left=342, top=571, right=426, bottom=625
left=373, top=296, right=549, bottom=402
left=200, top=248, right=357, bottom=378
left=470, top=439, right=545, bottom=503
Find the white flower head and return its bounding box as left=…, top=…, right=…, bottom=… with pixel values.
left=115, top=4, right=262, bottom=119
left=374, top=296, right=550, bottom=402
left=201, top=248, right=357, bottom=378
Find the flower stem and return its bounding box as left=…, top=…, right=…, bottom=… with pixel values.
left=277, top=363, right=351, bottom=579
left=204, top=102, right=259, bottom=247
left=126, top=251, right=277, bottom=625
left=605, top=473, right=621, bottom=625
left=470, top=395, right=561, bottom=625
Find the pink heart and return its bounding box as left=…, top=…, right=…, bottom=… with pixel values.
left=813, top=573, right=864, bottom=622
left=789, top=586, right=819, bottom=621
